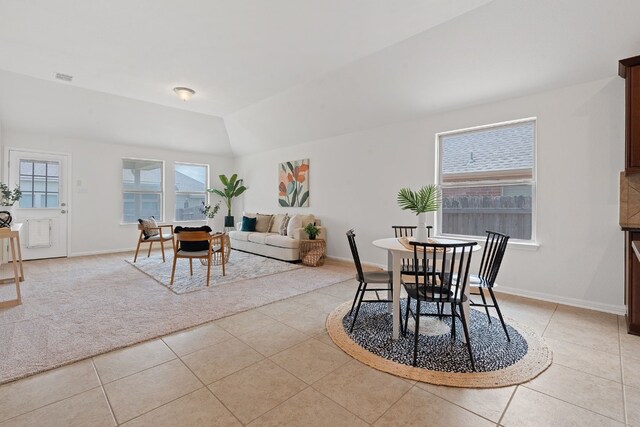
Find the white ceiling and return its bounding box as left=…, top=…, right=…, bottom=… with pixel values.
left=1, top=0, right=639, bottom=155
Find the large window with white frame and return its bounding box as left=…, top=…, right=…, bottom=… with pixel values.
left=436, top=118, right=536, bottom=242
left=175, top=162, right=208, bottom=221
left=122, top=159, right=163, bottom=223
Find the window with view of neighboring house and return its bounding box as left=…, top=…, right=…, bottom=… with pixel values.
left=436, top=118, right=536, bottom=241
left=122, top=159, right=163, bottom=223
left=175, top=163, right=208, bottom=221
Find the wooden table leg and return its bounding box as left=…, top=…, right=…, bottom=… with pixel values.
left=9, top=237, right=21, bottom=304
left=15, top=233, right=24, bottom=281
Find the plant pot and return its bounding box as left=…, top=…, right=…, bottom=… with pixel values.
left=308, top=235, right=316, bottom=240
left=224, top=215, right=235, bottom=228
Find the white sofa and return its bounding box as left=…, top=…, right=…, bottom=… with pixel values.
left=228, top=213, right=325, bottom=261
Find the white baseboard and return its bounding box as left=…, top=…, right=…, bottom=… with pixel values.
left=494, top=285, right=626, bottom=315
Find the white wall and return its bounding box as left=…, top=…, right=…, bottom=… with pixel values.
left=2, top=130, right=235, bottom=256
left=236, top=77, right=625, bottom=313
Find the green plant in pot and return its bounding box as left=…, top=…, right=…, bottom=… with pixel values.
left=397, top=184, right=441, bottom=242
left=303, top=223, right=319, bottom=240
left=207, top=174, right=247, bottom=228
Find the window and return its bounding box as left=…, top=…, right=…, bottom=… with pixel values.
left=122, top=159, right=163, bottom=223
left=19, top=159, right=60, bottom=208
left=175, top=163, right=208, bottom=221
left=436, top=118, right=535, bottom=241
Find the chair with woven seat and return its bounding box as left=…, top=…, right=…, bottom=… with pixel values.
left=347, top=229, right=393, bottom=332
left=469, top=230, right=511, bottom=341
left=402, top=240, right=477, bottom=369
left=134, top=219, right=175, bottom=263
left=170, top=228, right=226, bottom=287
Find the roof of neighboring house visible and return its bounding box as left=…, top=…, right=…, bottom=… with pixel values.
left=441, top=121, right=534, bottom=175
left=175, top=170, right=206, bottom=192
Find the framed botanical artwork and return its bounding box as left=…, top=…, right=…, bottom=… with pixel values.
left=279, top=159, right=309, bottom=207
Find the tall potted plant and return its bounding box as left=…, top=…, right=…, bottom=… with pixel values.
left=397, top=184, right=441, bottom=242
left=207, top=174, right=247, bottom=228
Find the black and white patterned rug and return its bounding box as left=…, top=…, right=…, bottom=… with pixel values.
left=327, top=299, right=552, bottom=387
left=343, top=299, right=527, bottom=373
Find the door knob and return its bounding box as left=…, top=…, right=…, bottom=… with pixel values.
left=61, top=210, right=67, bottom=214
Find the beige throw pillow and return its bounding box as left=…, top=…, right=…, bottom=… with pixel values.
left=255, top=214, right=273, bottom=233
left=270, top=214, right=286, bottom=233
left=280, top=214, right=290, bottom=235
left=286, top=214, right=302, bottom=237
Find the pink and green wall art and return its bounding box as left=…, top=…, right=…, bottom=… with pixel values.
left=279, top=159, right=309, bottom=207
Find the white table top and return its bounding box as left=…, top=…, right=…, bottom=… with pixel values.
left=372, top=236, right=479, bottom=253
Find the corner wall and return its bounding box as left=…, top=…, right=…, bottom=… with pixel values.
left=2, top=130, right=235, bottom=256
left=236, top=77, right=626, bottom=313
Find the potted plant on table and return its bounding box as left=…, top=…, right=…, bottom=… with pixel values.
left=199, top=200, right=221, bottom=230
left=303, top=223, right=319, bottom=240
left=207, top=174, right=247, bottom=229
left=0, top=183, right=22, bottom=227
left=397, top=184, right=441, bottom=242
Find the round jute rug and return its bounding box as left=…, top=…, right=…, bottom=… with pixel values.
left=326, top=300, right=552, bottom=388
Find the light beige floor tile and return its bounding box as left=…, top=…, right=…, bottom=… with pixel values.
left=298, top=292, right=346, bottom=314
left=257, top=298, right=306, bottom=321
left=524, top=364, right=624, bottom=422
left=0, top=360, right=100, bottom=422
left=247, top=387, right=368, bottom=427
left=502, top=386, right=623, bottom=427
left=236, top=320, right=308, bottom=356
left=619, top=329, right=640, bottom=362
left=552, top=305, right=619, bottom=329
left=626, top=385, right=640, bottom=426
left=162, top=322, right=233, bottom=356
left=208, top=359, right=307, bottom=424
left=416, top=382, right=514, bottom=423
left=315, top=331, right=340, bottom=349
left=0, top=387, right=114, bottom=427
left=544, top=317, right=620, bottom=354
left=93, top=339, right=176, bottom=383
left=623, top=356, right=640, bottom=389
left=315, top=280, right=358, bottom=301
left=374, top=386, right=493, bottom=426
left=103, top=359, right=202, bottom=424
left=181, top=337, right=264, bottom=385
left=214, top=309, right=280, bottom=336
left=312, top=359, right=412, bottom=423
left=270, top=338, right=352, bottom=384
left=544, top=337, right=622, bottom=382
left=122, top=388, right=240, bottom=427
left=277, top=306, right=329, bottom=336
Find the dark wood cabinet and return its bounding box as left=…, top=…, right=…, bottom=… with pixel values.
left=619, top=55, right=640, bottom=175
left=625, top=230, right=640, bottom=335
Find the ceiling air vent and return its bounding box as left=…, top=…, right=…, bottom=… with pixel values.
left=54, top=73, right=73, bottom=82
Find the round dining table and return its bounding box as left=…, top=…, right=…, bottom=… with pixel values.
left=372, top=237, right=481, bottom=340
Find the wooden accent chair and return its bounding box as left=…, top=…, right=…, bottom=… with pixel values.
left=170, top=231, right=226, bottom=287
left=133, top=223, right=175, bottom=263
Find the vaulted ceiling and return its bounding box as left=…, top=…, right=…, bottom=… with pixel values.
left=1, top=0, right=639, bottom=156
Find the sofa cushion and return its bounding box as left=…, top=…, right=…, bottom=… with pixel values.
left=265, top=234, right=301, bottom=249
left=248, top=232, right=277, bottom=244
left=287, top=214, right=315, bottom=238
left=269, top=214, right=286, bottom=233
left=255, top=214, right=273, bottom=233
left=241, top=216, right=257, bottom=231
left=228, top=230, right=252, bottom=241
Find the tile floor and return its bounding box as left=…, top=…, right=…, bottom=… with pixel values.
left=0, top=258, right=639, bottom=426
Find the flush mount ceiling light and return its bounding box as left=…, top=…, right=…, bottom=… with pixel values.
left=173, top=86, right=195, bottom=101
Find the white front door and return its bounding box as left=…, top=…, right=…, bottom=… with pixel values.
left=8, top=150, right=69, bottom=260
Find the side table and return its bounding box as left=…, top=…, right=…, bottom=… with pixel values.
left=300, top=238, right=326, bottom=267
left=0, top=223, right=24, bottom=308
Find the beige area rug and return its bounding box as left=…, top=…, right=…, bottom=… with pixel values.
left=127, top=250, right=303, bottom=294
left=0, top=253, right=351, bottom=385
left=327, top=301, right=552, bottom=388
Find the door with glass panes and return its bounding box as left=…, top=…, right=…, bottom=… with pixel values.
left=8, top=150, right=68, bottom=260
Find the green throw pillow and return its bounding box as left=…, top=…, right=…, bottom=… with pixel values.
left=241, top=216, right=257, bottom=232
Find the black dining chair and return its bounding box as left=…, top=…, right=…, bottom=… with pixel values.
left=346, top=229, right=393, bottom=332
left=469, top=230, right=511, bottom=340
left=402, top=240, right=477, bottom=370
